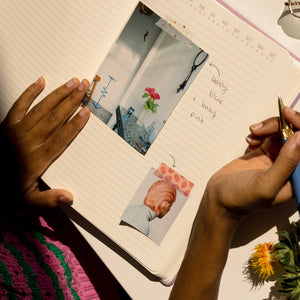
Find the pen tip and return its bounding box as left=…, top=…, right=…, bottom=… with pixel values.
left=278, top=95, right=284, bottom=108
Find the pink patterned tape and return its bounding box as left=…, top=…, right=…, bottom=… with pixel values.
left=154, top=163, right=194, bottom=196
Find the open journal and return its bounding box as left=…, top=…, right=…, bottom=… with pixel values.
left=1, top=0, right=300, bottom=285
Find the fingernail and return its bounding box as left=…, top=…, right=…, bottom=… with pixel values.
left=78, top=79, right=88, bottom=91
left=34, top=76, right=43, bottom=85
left=79, top=106, right=90, bottom=117
left=246, top=135, right=252, bottom=143
left=66, top=78, right=77, bottom=88
left=58, top=196, right=73, bottom=206
left=250, top=122, right=263, bottom=131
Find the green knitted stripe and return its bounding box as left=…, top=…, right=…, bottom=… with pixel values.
left=0, top=257, right=18, bottom=300
left=3, top=241, right=42, bottom=299
left=11, top=229, right=64, bottom=299
left=32, top=231, right=80, bottom=300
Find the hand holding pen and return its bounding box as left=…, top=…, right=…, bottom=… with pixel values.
left=278, top=96, right=300, bottom=214
left=245, top=98, right=300, bottom=212
left=173, top=99, right=300, bottom=298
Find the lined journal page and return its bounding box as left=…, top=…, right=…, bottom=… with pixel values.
left=0, top=0, right=138, bottom=121
left=141, top=0, right=300, bottom=277
left=14, top=0, right=296, bottom=279
left=41, top=0, right=300, bottom=280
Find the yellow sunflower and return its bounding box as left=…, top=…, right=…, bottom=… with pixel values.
left=250, top=242, right=277, bottom=280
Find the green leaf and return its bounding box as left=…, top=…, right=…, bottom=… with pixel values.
left=275, top=241, right=290, bottom=250
left=277, top=230, right=293, bottom=247
left=278, top=288, right=294, bottom=295
left=276, top=248, right=295, bottom=266
left=285, top=265, right=298, bottom=273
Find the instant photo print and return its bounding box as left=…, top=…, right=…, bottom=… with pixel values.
left=82, top=2, right=209, bottom=155
left=121, top=163, right=194, bottom=245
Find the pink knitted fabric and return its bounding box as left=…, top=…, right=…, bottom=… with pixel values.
left=0, top=211, right=121, bottom=300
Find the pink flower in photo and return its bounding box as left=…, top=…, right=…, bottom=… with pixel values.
left=153, top=92, right=160, bottom=100
left=142, top=87, right=161, bottom=113
left=145, top=87, right=160, bottom=100
left=145, top=87, right=155, bottom=95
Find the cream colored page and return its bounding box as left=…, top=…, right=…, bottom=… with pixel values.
left=43, top=0, right=298, bottom=280
left=144, top=0, right=294, bottom=256
left=0, top=0, right=138, bottom=121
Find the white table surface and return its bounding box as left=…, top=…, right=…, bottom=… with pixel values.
left=71, top=1, right=300, bottom=299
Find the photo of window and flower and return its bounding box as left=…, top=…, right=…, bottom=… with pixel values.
left=82, top=2, right=209, bottom=155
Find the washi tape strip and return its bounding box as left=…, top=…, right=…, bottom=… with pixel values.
left=156, top=18, right=193, bottom=49
left=154, top=162, right=194, bottom=196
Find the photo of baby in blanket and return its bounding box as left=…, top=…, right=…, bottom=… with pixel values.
left=121, top=163, right=194, bottom=244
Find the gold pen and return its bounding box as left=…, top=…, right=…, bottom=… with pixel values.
left=278, top=96, right=294, bottom=140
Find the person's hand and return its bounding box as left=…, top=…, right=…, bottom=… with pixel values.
left=205, top=106, right=300, bottom=221
left=171, top=107, right=300, bottom=300
left=0, top=77, right=90, bottom=210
